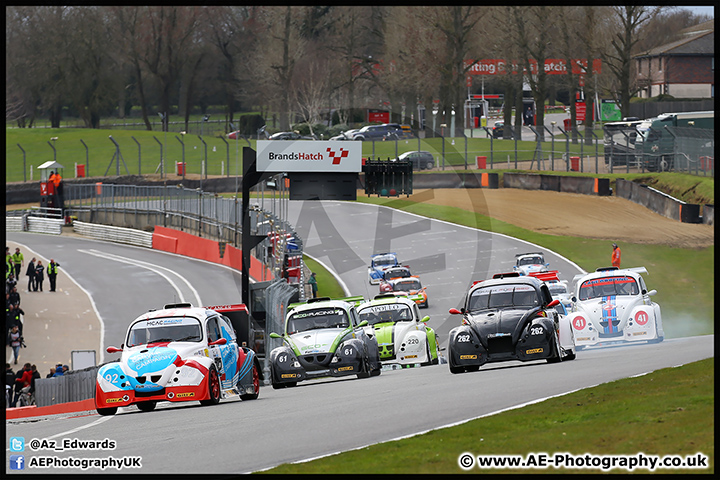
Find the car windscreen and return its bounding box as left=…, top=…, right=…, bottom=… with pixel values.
left=287, top=307, right=349, bottom=335
left=384, top=268, right=410, bottom=279
left=468, top=284, right=539, bottom=311
left=373, top=255, right=396, bottom=267
left=579, top=276, right=639, bottom=300
left=518, top=256, right=543, bottom=266
left=358, top=303, right=414, bottom=325
left=548, top=284, right=567, bottom=295
left=127, top=317, right=203, bottom=347
left=392, top=280, right=421, bottom=292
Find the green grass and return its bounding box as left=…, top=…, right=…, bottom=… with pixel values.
left=302, top=255, right=345, bottom=299
left=6, top=127, right=605, bottom=183
left=264, top=358, right=713, bottom=474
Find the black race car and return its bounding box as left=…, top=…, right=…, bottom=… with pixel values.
left=447, top=273, right=576, bottom=374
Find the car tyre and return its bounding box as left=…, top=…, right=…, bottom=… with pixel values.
left=547, top=330, right=563, bottom=363
left=426, top=161, right=434, bottom=170
left=200, top=365, right=221, bottom=406
left=240, top=363, right=260, bottom=400
left=137, top=401, right=157, bottom=412
left=449, top=364, right=465, bottom=374
left=96, top=407, right=118, bottom=416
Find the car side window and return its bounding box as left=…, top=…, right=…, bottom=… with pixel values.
left=219, top=315, right=236, bottom=342
left=207, top=317, right=221, bottom=343
left=349, top=308, right=358, bottom=327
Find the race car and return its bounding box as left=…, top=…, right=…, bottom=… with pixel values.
left=529, top=271, right=573, bottom=312
left=447, top=273, right=576, bottom=373
left=513, top=252, right=549, bottom=276
left=268, top=296, right=381, bottom=388
left=379, top=276, right=428, bottom=308
left=567, top=267, right=664, bottom=347
left=357, top=293, right=440, bottom=366
left=382, top=265, right=413, bottom=281
left=368, top=253, right=400, bottom=284
left=95, top=303, right=262, bottom=416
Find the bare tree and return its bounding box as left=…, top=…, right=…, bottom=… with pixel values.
left=603, top=6, right=662, bottom=117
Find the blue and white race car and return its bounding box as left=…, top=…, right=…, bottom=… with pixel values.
left=513, top=252, right=549, bottom=276
left=368, top=252, right=400, bottom=284
left=566, top=267, right=664, bottom=347
left=95, top=303, right=262, bottom=415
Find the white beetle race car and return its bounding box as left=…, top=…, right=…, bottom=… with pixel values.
left=95, top=303, right=262, bottom=415
left=513, top=252, right=550, bottom=276
left=567, top=267, right=664, bottom=347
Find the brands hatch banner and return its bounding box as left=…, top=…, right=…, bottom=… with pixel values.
left=465, top=58, right=601, bottom=76
left=256, top=140, right=362, bottom=173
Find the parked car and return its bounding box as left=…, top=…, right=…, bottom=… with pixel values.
left=268, top=131, right=316, bottom=140
left=357, top=293, right=440, bottom=366
left=268, top=296, right=381, bottom=388
left=492, top=121, right=505, bottom=139
left=95, top=303, right=262, bottom=416
left=351, top=124, right=402, bottom=141
left=447, top=273, right=576, bottom=373
left=566, top=267, right=664, bottom=348
left=393, top=151, right=435, bottom=170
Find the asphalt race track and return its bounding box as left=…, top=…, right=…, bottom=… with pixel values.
left=5, top=201, right=714, bottom=474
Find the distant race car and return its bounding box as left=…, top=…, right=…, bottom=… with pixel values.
left=268, top=296, right=381, bottom=388
left=513, top=252, right=549, bottom=275
left=379, top=276, right=428, bottom=308
left=529, top=271, right=573, bottom=312
left=95, top=303, right=262, bottom=416
left=357, top=293, right=440, bottom=366
left=368, top=253, right=400, bottom=284
left=447, top=273, right=576, bottom=373
left=566, top=267, right=664, bottom=348
left=382, top=265, right=413, bottom=281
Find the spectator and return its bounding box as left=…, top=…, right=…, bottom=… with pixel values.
left=29, top=364, right=41, bottom=396
left=62, top=365, right=69, bottom=374
left=11, top=248, right=24, bottom=279
left=52, top=364, right=64, bottom=377
left=6, top=272, right=17, bottom=294
left=34, top=260, right=44, bottom=292
left=46, top=367, right=55, bottom=379
left=8, top=286, right=20, bottom=307
left=11, top=362, right=32, bottom=407
left=308, top=272, right=318, bottom=298
left=7, top=303, right=25, bottom=337
left=5, top=363, right=14, bottom=392
left=611, top=243, right=621, bottom=268
left=26, top=257, right=36, bottom=292
left=47, top=259, right=60, bottom=292
left=7, top=325, right=22, bottom=365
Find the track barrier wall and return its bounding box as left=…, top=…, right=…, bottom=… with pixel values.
left=615, top=179, right=703, bottom=224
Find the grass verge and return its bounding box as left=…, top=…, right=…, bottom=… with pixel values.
left=263, top=358, right=713, bottom=474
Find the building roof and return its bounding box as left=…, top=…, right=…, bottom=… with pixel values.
left=635, top=20, right=714, bottom=58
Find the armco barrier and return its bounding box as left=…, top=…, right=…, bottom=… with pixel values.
left=503, top=173, right=610, bottom=196
left=615, top=179, right=702, bottom=224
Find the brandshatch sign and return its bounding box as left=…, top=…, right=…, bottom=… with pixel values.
left=256, top=141, right=362, bottom=173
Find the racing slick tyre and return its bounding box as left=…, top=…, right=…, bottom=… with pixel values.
left=240, top=363, right=261, bottom=400
left=546, top=330, right=563, bottom=364
left=421, top=341, right=435, bottom=366
left=449, top=364, right=465, bottom=374
left=563, top=348, right=576, bottom=361
left=270, top=366, right=297, bottom=389
left=137, top=401, right=157, bottom=412
left=357, top=351, right=372, bottom=379
left=96, top=407, right=118, bottom=416
left=200, top=365, right=221, bottom=406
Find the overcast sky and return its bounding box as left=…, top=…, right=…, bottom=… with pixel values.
left=683, top=6, right=714, bottom=17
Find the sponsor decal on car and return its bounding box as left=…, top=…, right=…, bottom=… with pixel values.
left=337, top=366, right=354, bottom=372
left=281, top=373, right=298, bottom=379
left=526, top=348, right=544, bottom=354
left=460, top=355, right=478, bottom=360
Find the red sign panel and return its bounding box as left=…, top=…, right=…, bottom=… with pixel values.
left=367, top=109, right=390, bottom=124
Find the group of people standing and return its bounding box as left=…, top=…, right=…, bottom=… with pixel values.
left=7, top=247, right=60, bottom=293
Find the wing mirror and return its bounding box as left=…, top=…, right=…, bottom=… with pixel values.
left=106, top=346, right=122, bottom=354
left=646, top=289, right=657, bottom=297
left=449, top=308, right=463, bottom=315
left=421, top=316, right=430, bottom=323
left=547, top=299, right=560, bottom=308
left=209, top=338, right=227, bottom=346
left=357, top=320, right=369, bottom=328
left=269, top=332, right=282, bottom=339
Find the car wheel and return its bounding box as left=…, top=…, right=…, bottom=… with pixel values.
left=240, top=363, right=260, bottom=400
left=96, top=407, right=117, bottom=416
left=449, top=364, right=465, bottom=374
left=357, top=351, right=371, bottom=379
left=421, top=340, right=434, bottom=366
left=563, top=347, right=576, bottom=361
left=200, top=365, right=221, bottom=406
left=426, top=161, right=434, bottom=169
left=547, top=330, right=563, bottom=363
left=137, top=401, right=156, bottom=412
